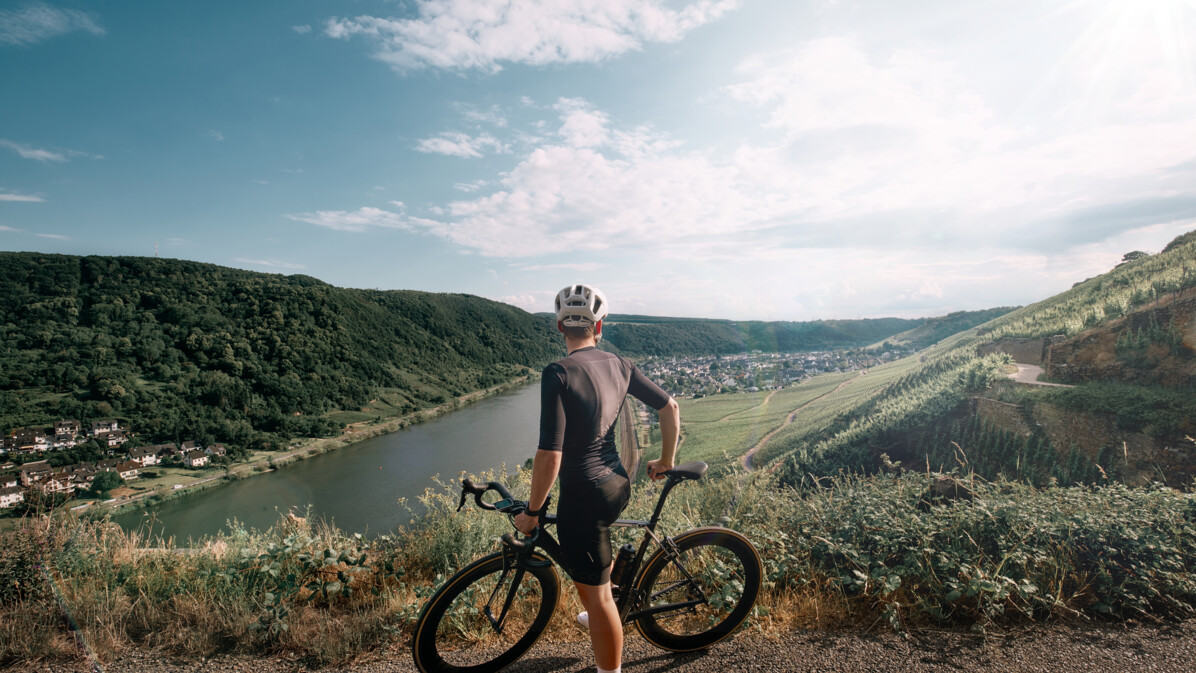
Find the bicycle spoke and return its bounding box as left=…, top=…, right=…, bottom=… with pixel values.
left=633, top=528, right=761, bottom=652
left=430, top=564, right=547, bottom=667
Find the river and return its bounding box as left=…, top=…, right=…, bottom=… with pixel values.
left=112, top=384, right=541, bottom=542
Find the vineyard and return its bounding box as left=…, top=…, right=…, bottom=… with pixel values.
left=655, top=229, right=1196, bottom=485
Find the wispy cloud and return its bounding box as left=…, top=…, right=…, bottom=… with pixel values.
left=35, top=232, right=69, bottom=240
left=284, top=206, right=413, bottom=232
left=517, top=262, right=605, bottom=272
left=325, top=0, right=741, bottom=73
left=0, top=190, right=44, bottom=202
left=460, top=104, right=508, bottom=128
left=291, top=25, right=311, bottom=35
left=234, top=257, right=307, bottom=270
left=0, top=138, right=66, bottom=162
left=415, top=132, right=509, bottom=158
left=206, top=130, right=225, bottom=142
left=0, top=2, right=104, bottom=46
left=0, top=225, right=23, bottom=232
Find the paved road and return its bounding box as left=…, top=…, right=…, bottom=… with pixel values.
left=32, top=620, right=1196, bottom=672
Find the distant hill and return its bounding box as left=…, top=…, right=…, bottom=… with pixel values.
left=600, top=315, right=924, bottom=355
left=873, top=307, right=1019, bottom=351
left=0, top=253, right=560, bottom=449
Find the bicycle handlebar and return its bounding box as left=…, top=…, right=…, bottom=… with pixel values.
left=457, top=478, right=516, bottom=511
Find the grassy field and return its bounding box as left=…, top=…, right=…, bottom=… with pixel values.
left=753, top=356, right=922, bottom=466
left=637, top=370, right=866, bottom=472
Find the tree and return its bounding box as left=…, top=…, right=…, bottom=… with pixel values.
left=1117, top=251, right=1149, bottom=267
left=90, top=470, right=125, bottom=497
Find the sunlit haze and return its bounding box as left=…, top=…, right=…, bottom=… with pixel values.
left=2, top=0, right=1195, bottom=320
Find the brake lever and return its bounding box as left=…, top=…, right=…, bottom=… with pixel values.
left=456, top=489, right=469, bottom=512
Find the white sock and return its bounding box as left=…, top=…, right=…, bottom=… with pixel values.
left=597, top=668, right=621, bottom=673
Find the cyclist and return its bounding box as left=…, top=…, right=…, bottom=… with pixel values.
left=514, top=284, right=681, bottom=673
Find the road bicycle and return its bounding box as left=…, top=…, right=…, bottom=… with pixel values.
left=411, top=461, right=762, bottom=673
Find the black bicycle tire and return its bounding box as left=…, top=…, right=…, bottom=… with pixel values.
left=632, top=527, right=762, bottom=652
left=412, top=551, right=561, bottom=673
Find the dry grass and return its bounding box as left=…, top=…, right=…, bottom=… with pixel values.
left=4, top=467, right=1194, bottom=669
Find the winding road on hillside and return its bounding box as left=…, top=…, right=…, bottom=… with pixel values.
left=740, top=372, right=864, bottom=472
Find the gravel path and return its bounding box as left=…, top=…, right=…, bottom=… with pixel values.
left=22, top=620, right=1196, bottom=673
left=1007, top=364, right=1074, bottom=388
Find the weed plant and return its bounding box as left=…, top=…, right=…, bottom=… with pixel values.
left=4, top=465, right=1195, bottom=667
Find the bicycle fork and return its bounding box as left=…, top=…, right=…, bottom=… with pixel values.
left=482, top=545, right=526, bottom=634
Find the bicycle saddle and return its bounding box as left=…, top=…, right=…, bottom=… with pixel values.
left=665, top=461, right=708, bottom=481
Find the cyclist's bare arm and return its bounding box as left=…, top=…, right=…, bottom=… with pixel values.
left=515, top=448, right=561, bottom=535
left=646, top=397, right=680, bottom=480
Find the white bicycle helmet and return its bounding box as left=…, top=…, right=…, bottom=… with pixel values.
left=554, top=284, right=608, bottom=327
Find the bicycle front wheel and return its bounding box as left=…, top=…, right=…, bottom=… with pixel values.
left=632, top=527, right=762, bottom=652
left=412, top=551, right=561, bottom=673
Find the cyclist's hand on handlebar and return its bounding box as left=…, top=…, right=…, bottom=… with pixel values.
left=513, top=511, right=538, bottom=536
left=646, top=458, right=673, bottom=481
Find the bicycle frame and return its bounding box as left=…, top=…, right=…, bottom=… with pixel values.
left=490, top=473, right=704, bottom=626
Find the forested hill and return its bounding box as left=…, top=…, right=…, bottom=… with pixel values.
left=0, top=253, right=560, bottom=448
left=601, top=315, right=923, bottom=355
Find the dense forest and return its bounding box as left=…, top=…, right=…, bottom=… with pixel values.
left=0, top=254, right=561, bottom=449
left=601, top=315, right=924, bottom=355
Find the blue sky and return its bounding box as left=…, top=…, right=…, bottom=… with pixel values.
left=2, top=0, right=1195, bottom=320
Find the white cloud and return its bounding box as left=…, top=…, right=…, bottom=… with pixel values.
left=0, top=191, right=44, bottom=202
left=461, top=104, right=508, bottom=128
left=284, top=206, right=411, bottom=232
left=234, top=257, right=307, bottom=270
left=291, top=25, right=312, bottom=35
left=415, top=132, right=509, bottom=158
left=517, top=262, right=605, bottom=272
left=207, top=130, right=225, bottom=142
left=0, top=138, right=66, bottom=162
left=35, top=232, right=69, bottom=240
left=325, top=0, right=741, bottom=73
left=0, top=224, right=23, bottom=232
left=453, top=180, right=488, bottom=192
left=0, top=2, right=104, bottom=46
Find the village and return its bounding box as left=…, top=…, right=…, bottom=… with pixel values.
left=0, top=419, right=227, bottom=511
left=636, top=347, right=901, bottom=399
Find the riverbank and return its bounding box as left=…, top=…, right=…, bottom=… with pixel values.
left=90, top=372, right=538, bottom=520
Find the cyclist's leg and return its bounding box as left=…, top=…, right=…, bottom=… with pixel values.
left=576, top=578, right=621, bottom=671
left=558, top=468, right=632, bottom=671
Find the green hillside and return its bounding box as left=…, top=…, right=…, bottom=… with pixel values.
left=873, top=306, right=1019, bottom=351
left=602, top=315, right=923, bottom=355
left=0, top=253, right=560, bottom=450
left=754, top=229, right=1196, bottom=486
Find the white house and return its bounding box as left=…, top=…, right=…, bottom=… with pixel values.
left=183, top=451, right=209, bottom=468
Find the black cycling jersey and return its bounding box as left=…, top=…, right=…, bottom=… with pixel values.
left=538, top=346, right=671, bottom=484
left=537, top=346, right=671, bottom=585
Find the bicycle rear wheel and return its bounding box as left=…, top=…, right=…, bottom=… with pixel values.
left=412, top=551, right=560, bottom=673
left=632, top=527, right=762, bottom=652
